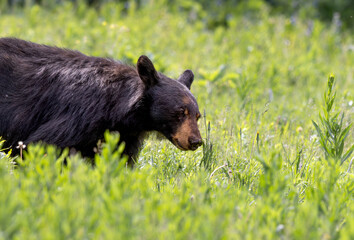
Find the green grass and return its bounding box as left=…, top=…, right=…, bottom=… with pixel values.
left=0, top=1, right=354, bottom=239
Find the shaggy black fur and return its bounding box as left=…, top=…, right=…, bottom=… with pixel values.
left=0, top=38, right=202, bottom=165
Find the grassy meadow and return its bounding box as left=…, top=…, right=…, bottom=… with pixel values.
left=0, top=1, right=354, bottom=239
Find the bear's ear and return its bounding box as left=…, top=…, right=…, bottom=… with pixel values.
left=178, top=70, right=194, bottom=90
left=137, top=55, right=159, bottom=88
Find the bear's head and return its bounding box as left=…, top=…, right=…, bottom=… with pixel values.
left=137, top=55, right=202, bottom=151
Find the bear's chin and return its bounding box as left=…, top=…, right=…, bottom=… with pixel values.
left=171, top=138, right=189, bottom=151
left=152, top=132, right=189, bottom=150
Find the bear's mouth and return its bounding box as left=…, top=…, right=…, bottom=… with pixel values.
left=189, top=144, right=200, bottom=151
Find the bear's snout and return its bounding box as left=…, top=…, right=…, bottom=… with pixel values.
left=171, top=116, right=202, bottom=151
left=188, top=137, right=203, bottom=150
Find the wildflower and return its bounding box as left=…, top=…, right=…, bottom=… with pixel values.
left=16, top=141, right=26, bottom=150
left=16, top=141, right=26, bottom=160
left=296, top=126, right=303, bottom=133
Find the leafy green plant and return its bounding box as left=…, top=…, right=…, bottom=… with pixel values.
left=0, top=138, right=15, bottom=172
left=312, top=75, right=354, bottom=165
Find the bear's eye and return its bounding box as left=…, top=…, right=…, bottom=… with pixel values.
left=177, top=108, right=189, bottom=121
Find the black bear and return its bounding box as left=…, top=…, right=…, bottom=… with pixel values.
left=0, top=38, right=202, bottom=165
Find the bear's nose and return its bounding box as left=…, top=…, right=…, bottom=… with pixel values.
left=189, top=137, right=203, bottom=150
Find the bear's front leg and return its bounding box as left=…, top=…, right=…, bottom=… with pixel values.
left=121, top=133, right=145, bottom=166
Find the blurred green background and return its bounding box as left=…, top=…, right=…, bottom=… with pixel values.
left=2, top=0, right=354, bottom=29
